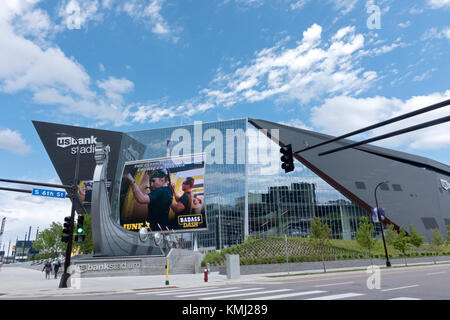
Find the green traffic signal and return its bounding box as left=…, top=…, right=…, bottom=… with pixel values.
left=76, top=214, right=85, bottom=234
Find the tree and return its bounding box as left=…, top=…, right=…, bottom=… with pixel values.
left=384, top=224, right=398, bottom=247
left=408, top=224, right=424, bottom=251
left=393, top=227, right=411, bottom=266
left=32, top=222, right=66, bottom=258
left=430, top=228, right=445, bottom=264
left=446, top=226, right=450, bottom=247
left=355, top=217, right=378, bottom=266
left=309, top=217, right=332, bottom=273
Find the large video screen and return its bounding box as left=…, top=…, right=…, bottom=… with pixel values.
left=119, top=154, right=207, bottom=233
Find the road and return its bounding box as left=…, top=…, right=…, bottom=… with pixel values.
left=11, top=263, right=450, bottom=300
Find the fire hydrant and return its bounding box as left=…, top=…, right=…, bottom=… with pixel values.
left=204, top=267, right=208, bottom=282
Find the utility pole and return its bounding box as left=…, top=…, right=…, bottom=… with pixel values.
left=375, top=181, right=391, bottom=268
left=58, top=132, right=81, bottom=289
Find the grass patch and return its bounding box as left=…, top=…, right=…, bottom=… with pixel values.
left=202, top=236, right=450, bottom=267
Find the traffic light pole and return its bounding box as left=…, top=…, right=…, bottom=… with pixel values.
left=59, top=187, right=77, bottom=288
left=58, top=133, right=81, bottom=289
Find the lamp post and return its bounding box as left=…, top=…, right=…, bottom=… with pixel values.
left=57, top=133, right=81, bottom=288
left=374, top=181, right=391, bottom=268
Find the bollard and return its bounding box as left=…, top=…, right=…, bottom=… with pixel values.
left=165, top=259, right=169, bottom=285
left=204, top=267, right=208, bottom=282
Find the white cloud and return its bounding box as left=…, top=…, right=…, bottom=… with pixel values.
left=102, top=0, right=115, bottom=9
left=125, top=100, right=215, bottom=123
left=409, top=7, right=424, bottom=14
left=427, top=0, right=450, bottom=9
left=129, top=23, right=381, bottom=124
left=330, top=0, right=358, bottom=15
left=121, top=0, right=178, bottom=41
left=97, top=76, right=134, bottom=104
left=0, top=1, right=134, bottom=126
left=224, top=0, right=264, bottom=8
left=0, top=2, right=93, bottom=97
left=412, top=68, right=437, bottom=82
left=13, top=8, right=53, bottom=40
left=310, top=91, right=450, bottom=150
left=58, top=0, right=101, bottom=30
left=421, top=27, right=450, bottom=41
left=290, top=0, right=309, bottom=10
left=203, top=24, right=375, bottom=107
left=0, top=128, right=31, bottom=155
left=398, top=21, right=411, bottom=28
left=360, top=40, right=406, bottom=57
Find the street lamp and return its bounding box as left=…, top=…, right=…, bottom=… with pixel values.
left=56, top=133, right=81, bottom=288
left=374, top=181, right=391, bottom=268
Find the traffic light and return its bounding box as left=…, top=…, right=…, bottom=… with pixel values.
left=74, top=234, right=85, bottom=243
left=280, top=144, right=294, bottom=173
left=74, top=214, right=85, bottom=242
left=76, top=214, right=84, bottom=234
left=61, top=216, right=72, bottom=243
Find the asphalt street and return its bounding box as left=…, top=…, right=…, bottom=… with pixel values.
left=7, top=263, right=449, bottom=300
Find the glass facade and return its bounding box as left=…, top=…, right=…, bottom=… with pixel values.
left=109, top=119, right=370, bottom=251
left=111, top=119, right=248, bottom=251
left=246, top=123, right=368, bottom=241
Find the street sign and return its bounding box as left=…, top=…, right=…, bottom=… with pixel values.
left=32, top=188, right=66, bottom=199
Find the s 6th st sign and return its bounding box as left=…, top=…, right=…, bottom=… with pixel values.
left=32, top=188, right=66, bottom=199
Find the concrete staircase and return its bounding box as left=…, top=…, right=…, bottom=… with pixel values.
left=167, top=249, right=204, bottom=274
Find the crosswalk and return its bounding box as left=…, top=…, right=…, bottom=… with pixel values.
left=134, top=286, right=421, bottom=300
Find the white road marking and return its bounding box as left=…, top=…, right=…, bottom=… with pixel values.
left=246, top=290, right=326, bottom=300
left=176, top=288, right=263, bottom=298
left=381, top=285, right=420, bottom=292
left=426, top=272, right=446, bottom=275
left=314, top=281, right=355, bottom=288
left=155, top=286, right=241, bottom=296
left=136, top=286, right=221, bottom=295
left=200, top=289, right=292, bottom=300
left=389, top=297, right=421, bottom=300
left=306, top=293, right=364, bottom=300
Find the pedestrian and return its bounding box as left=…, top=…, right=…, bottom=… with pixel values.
left=42, top=259, right=52, bottom=280
left=53, top=257, right=61, bottom=279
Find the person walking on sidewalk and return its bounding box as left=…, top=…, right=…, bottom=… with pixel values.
left=42, top=260, right=52, bottom=280
left=53, top=257, right=61, bottom=279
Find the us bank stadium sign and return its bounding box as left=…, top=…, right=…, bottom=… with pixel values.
left=75, top=261, right=141, bottom=274
left=440, top=179, right=450, bottom=191
left=57, top=135, right=110, bottom=155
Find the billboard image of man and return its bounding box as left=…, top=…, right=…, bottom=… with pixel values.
left=125, top=169, right=173, bottom=231
left=170, top=177, right=194, bottom=228
left=78, top=181, right=93, bottom=203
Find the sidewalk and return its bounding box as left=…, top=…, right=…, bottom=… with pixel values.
left=0, top=267, right=233, bottom=298
left=1, top=257, right=449, bottom=298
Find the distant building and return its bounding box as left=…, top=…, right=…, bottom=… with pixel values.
left=14, top=240, right=39, bottom=262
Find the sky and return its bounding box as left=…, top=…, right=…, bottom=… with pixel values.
left=0, top=0, right=449, bottom=251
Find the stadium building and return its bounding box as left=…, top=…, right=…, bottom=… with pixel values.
left=33, top=118, right=450, bottom=253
